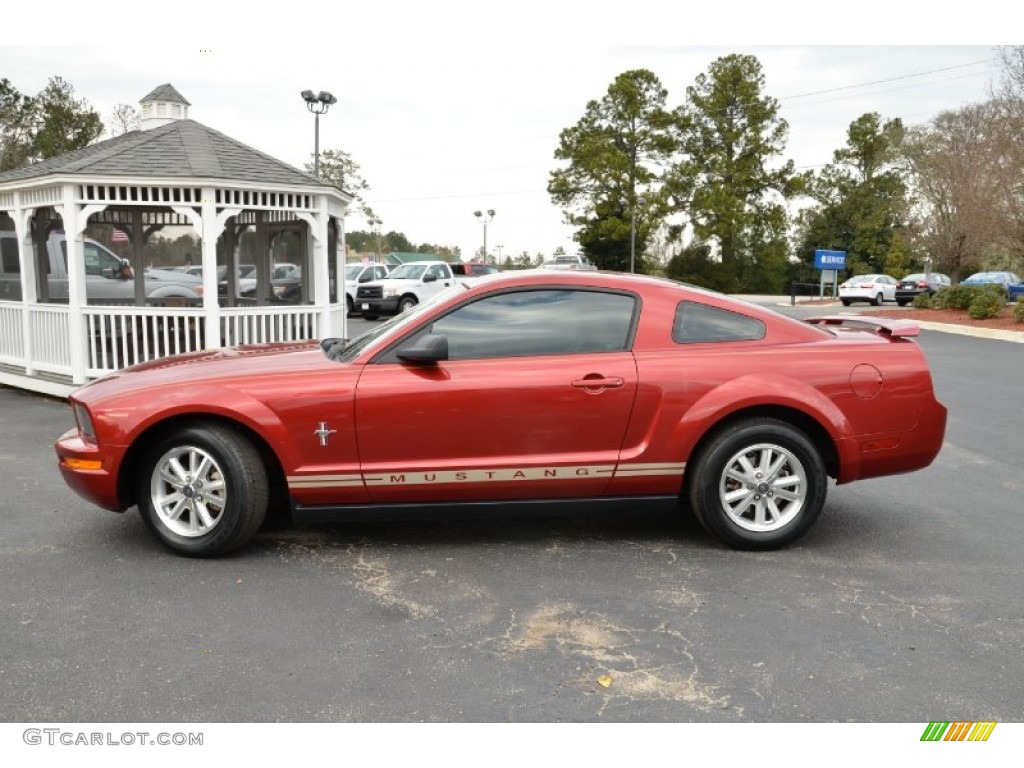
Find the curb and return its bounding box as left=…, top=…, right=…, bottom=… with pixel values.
left=909, top=321, right=1024, bottom=344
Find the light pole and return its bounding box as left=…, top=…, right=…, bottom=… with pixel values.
left=473, top=209, right=495, bottom=262
left=495, top=244, right=504, bottom=264
left=367, top=217, right=382, bottom=262
left=300, top=89, right=337, bottom=178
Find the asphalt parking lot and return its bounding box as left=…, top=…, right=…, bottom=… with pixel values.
left=1, top=325, right=1022, bottom=723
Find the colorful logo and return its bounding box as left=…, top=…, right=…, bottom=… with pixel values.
left=921, top=722, right=997, bottom=741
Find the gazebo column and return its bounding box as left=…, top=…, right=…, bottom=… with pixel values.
left=304, top=203, right=330, bottom=337
left=131, top=209, right=146, bottom=306
left=12, top=199, right=38, bottom=376
left=335, top=216, right=347, bottom=338
left=58, top=184, right=88, bottom=385
left=200, top=188, right=220, bottom=349
left=173, top=195, right=221, bottom=349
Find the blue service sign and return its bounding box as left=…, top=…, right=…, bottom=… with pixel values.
left=814, top=249, right=847, bottom=269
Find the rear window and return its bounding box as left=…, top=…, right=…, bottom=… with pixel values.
left=673, top=302, right=766, bottom=344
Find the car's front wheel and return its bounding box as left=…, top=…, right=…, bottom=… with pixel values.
left=137, top=423, right=268, bottom=557
left=398, top=295, right=418, bottom=312
left=688, top=418, right=827, bottom=550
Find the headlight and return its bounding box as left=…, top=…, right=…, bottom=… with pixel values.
left=72, top=402, right=97, bottom=443
left=384, top=287, right=398, bottom=298
left=274, top=285, right=287, bottom=298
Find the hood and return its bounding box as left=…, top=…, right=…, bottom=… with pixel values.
left=74, top=340, right=333, bottom=403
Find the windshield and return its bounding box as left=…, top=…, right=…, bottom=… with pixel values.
left=387, top=264, right=427, bottom=279
left=344, top=265, right=364, bottom=280
left=324, top=284, right=469, bottom=362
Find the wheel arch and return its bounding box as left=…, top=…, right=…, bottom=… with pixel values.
left=116, top=413, right=288, bottom=513
left=680, top=404, right=840, bottom=500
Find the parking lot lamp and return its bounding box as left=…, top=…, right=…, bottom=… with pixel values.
left=301, top=89, right=337, bottom=178
left=473, top=209, right=495, bottom=262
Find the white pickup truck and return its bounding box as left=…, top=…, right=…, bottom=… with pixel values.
left=355, top=260, right=462, bottom=319
left=0, top=231, right=203, bottom=304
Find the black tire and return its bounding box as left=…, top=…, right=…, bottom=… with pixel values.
left=871, top=292, right=882, bottom=306
left=137, top=423, right=268, bottom=557
left=688, top=418, right=827, bottom=550
left=361, top=312, right=379, bottom=321
left=346, top=295, right=354, bottom=316
left=840, top=299, right=851, bottom=306
left=398, top=295, right=418, bottom=313
left=896, top=300, right=909, bottom=307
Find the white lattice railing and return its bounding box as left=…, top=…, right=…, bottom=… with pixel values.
left=28, top=304, right=73, bottom=375
left=2, top=302, right=344, bottom=386
left=83, top=306, right=206, bottom=377
left=220, top=305, right=320, bottom=347
left=0, top=300, right=25, bottom=365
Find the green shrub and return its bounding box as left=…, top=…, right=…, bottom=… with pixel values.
left=968, top=291, right=1004, bottom=320
left=937, top=284, right=976, bottom=310
left=937, top=283, right=1008, bottom=310
left=1015, top=298, right=1024, bottom=324
left=912, top=292, right=933, bottom=309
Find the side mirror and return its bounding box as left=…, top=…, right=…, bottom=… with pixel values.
left=396, top=334, right=448, bottom=364
left=422, top=273, right=437, bottom=283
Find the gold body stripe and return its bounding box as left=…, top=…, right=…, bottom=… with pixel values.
left=287, top=462, right=686, bottom=490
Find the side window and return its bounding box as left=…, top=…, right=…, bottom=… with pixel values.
left=1, top=237, right=20, bottom=274
left=375, top=266, right=388, bottom=280
left=391, top=289, right=636, bottom=361
left=426, top=264, right=448, bottom=280
left=673, top=301, right=765, bottom=344
left=83, top=243, right=103, bottom=275
left=81, top=243, right=122, bottom=276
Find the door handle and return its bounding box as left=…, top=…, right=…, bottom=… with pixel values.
left=571, top=376, right=624, bottom=391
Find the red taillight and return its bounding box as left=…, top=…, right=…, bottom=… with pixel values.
left=917, top=282, right=929, bottom=288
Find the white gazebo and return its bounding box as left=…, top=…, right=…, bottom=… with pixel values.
left=0, top=84, right=351, bottom=397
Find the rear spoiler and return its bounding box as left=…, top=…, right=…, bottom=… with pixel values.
left=806, top=315, right=920, bottom=338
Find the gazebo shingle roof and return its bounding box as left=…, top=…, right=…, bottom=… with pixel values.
left=140, top=83, right=191, bottom=106
left=0, top=119, right=332, bottom=189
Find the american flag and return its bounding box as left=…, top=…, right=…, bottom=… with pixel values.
left=112, top=229, right=129, bottom=244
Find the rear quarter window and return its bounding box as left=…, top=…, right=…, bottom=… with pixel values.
left=673, top=301, right=766, bottom=344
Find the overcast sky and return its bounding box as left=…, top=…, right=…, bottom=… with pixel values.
left=2, top=3, right=1007, bottom=260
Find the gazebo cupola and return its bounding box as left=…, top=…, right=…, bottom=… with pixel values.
left=139, top=83, right=190, bottom=130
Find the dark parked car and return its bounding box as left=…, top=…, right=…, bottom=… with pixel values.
left=895, top=273, right=950, bottom=306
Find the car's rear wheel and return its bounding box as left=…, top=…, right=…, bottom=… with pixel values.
left=841, top=299, right=851, bottom=306
left=362, top=312, right=379, bottom=321
left=871, top=292, right=882, bottom=306
left=688, top=418, right=827, bottom=550
left=137, top=423, right=268, bottom=557
left=897, top=299, right=909, bottom=307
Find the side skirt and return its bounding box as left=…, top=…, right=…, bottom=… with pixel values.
left=291, top=495, right=680, bottom=525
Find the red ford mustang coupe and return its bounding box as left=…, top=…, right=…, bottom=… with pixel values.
left=55, top=271, right=946, bottom=557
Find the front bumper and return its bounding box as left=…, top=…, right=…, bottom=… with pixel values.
left=54, top=429, right=125, bottom=512
left=359, top=297, right=400, bottom=315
